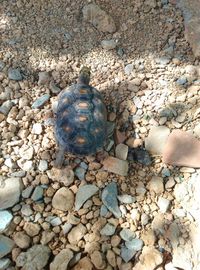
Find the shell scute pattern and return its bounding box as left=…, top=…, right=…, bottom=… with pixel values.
left=55, top=82, right=107, bottom=156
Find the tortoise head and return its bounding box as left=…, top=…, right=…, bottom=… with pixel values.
left=78, top=66, right=91, bottom=85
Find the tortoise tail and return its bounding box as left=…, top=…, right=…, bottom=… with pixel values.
left=78, top=66, right=91, bottom=85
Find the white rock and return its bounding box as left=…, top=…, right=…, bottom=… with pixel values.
left=157, top=197, right=170, bottom=213
left=50, top=249, right=73, bottom=270
left=38, top=160, right=48, bottom=171
left=17, top=159, right=33, bottom=171
left=32, top=123, right=43, bottom=135
left=19, top=145, right=34, bottom=160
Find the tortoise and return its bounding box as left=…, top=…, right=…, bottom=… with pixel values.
left=54, top=67, right=114, bottom=167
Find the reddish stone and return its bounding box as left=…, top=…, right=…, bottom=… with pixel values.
left=163, top=129, right=200, bottom=168
left=114, top=130, right=126, bottom=144
left=103, top=156, right=128, bottom=176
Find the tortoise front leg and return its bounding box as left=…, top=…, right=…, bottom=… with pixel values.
left=54, top=147, right=65, bottom=168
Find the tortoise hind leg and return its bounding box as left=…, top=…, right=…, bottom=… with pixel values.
left=54, top=147, right=65, bottom=168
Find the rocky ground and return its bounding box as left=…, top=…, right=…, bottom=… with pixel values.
left=1, top=0, right=200, bottom=269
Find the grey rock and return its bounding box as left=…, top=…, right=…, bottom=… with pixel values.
left=100, top=223, right=116, bottom=236
left=124, top=64, right=134, bottom=75
left=38, top=71, right=50, bottom=86
left=21, top=204, right=33, bottom=216
left=50, top=81, right=61, bottom=94
left=62, top=223, right=72, bottom=234
left=75, top=166, right=86, bottom=180
left=115, top=144, right=128, bottom=160
left=0, top=177, right=23, bottom=210
left=31, top=186, right=43, bottom=201
left=0, top=258, right=11, bottom=270
left=156, top=56, right=171, bottom=65
left=0, top=61, right=5, bottom=71
left=100, top=205, right=109, bottom=217
left=16, top=245, right=51, bottom=270
left=0, top=210, right=13, bottom=232
left=102, top=182, right=121, bottom=218
left=13, top=231, right=31, bottom=249
left=0, top=235, right=15, bottom=259
left=8, top=68, right=23, bottom=81
left=120, top=228, right=135, bottom=241
left=38, top=160, right=48, bottom=172
left=40, top=231, right=55, bottom=245
left=32, top=94, right=50, bottom=109
left=161, top=167, right=171, bottom=177
left=75, top=184, right=99, bottom=211
left=50, top=217, right=62, bottom=226
left=0, top=100, right=13, bottom=115
left=157, top=197, right=170, bottom=213
left=148, top=176, right=164, bottom=194
left=176, top=76, right=187, bottom=85
left=125, top=238, right=144, bottom=251
left=121, top=246, right=136, bottom=263
left=52, top=187, right=74, bottom=211
left=101, top=39, right=117, bottom=50
left=117, top=194, right=136, bottom=204
left=22, top=186, right=34, bottom=198
left=50, top=249, right=73, bottom=270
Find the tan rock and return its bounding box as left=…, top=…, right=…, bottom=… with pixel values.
left=106, top=249, right=116, bottom=267
left=68, top=223, right=87, bottom=244
left=24, top=222, right=41, bottom=237
left=73, top=257, right=93, bottom=270
left=163, top=129, right=200, bottom=167
left=147, top=176, right=164, bottom=194
left=103, top=156, right=128, bottom=176
left=50, top=249, right=73, bottom=270
left=52, top=187, right=74, bottom=211
left=141, top=229, right=156, bottom=246
left=90, top=250, right=106, bottom=269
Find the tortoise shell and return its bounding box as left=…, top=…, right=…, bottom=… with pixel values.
left=55, top=82, right=107, bottom=156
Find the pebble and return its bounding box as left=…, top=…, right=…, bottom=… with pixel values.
left=148, top=176, right=164, bottom=194
left=52, top=187, right=74, bottom=211
left=24, top=222, right=41, bottom=237
left=156, top=56, right=171, bottom=65
left=40, top=231, right=55, bottom=245
left=82, top=3, right=116, bottom=33
left=120, top=228, right=135, bottom=242
left=100, top=223, right=116, bottom=236
left=21, top=204, right=33, bottom=216
left=19, top=145, right=34, bottom=160
left=62, top=223, right=72, bottom=234
left=124, top=64, right=134, bottom=75
left=22, top=186, right=34, bottom=198
left=17, top=159, right=33, bottom=171
left=75, top=166, right=86, bottom=180
left=0, top=258, right=11, bottom=270
left=115, top=144, right=129, bottom=160
left=176, top=76, right=187, bottom=85
left=102, top=182, right=121, bottom=218
left=0, top=177, right=23, bottom=210
left=50, top=217, right=62, bottom=226
left=0, top=100, right=13, bottom=115
left=100, top=205, right=109, bottom=217
left=0, top=61, right=5, bottom=71
left=49, top=81, right=61, bottom=94
left=161, top=167, right=171, bottom=177
left=38, top=160, right=48, bottom=171
left=106, top=249, right=116, bottom=267
left=50, top=249, right=73, bottom=270
left=68, top=223, right=86, bottom=244
left=16, top=245, right=51, bottom=270
left=0, top=235, right=15, bottom=259
left=73, top=257, right=93, bottom=270
left=157, top=197, right=171, bottom=213
left=125, top=238, right=143, bottom=251
left=141, top=213, right=150, bottom=226
left=8, top=68, right=23, bottom=81
left=13, top=231, right=31, bottom=249
left=101, top=39, right=117, bottom=50
left=90, top=250, right=106, bottom=269
left=0, top=210, right=13, bottom=232
left=32, top=123, right=43, bottom=135
left=103, top=156, right=128, bottom=176
left=38, top=71, right=50, bottom=86
left=128, top=148, right=152, bottom=165
left=121, top=246, right=136, bottom=263
left=48, top=167, right=74, bottom=187
left=75, top=184, right=99, bottom=211
left=117, top=194, right=136, bottom=204
left=31, top=186, right=43, bottom=201
left=32, top=94, right=50, bottom=109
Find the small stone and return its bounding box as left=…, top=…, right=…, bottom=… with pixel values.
left=101, top=39, right=116, bottom=50
left=0, top=210, right=13, bottom=232
left=124, top=64, right=134, bottom=75
left=32, top=123, right=43, bottom=135
left=141, top=213, right=150, bottom=226
left=111, top=235, right=121, bottom=247
left=163, top=129, right=200, bottom=167
left=156, top=56, right=171, bottom=65
left=157, top=197, right=170, bottom=213
left=50, top=249, right=73, bottom=270
left=50, top=217, right=62, bottom=226
left=38, top=71, right=50, bottom=86
left=16, top=245, right=51, bottom=270
left=141, top=229, right=156, bottom=246
left=38, top=160, right=48, bottom=172
left=161, top=168, right=171, bottom=177
left=152, top=213, right=165, bottom=235
left=106, top=249, right=116, bottom=267
left=62, top=223, right=72, bottom=234
left=19, top=145, right=34, bottom=160
left=125, top=238, right=143, bottom=251
left=0, top=61, right=5, bottom=71
left=48, top=167, right=74, bottom=187
left=103, top=156, right=128, bottom=176
left=31, top=186, right=43, bottom=201
left=148, top=176, right=164, bottom=194
left=0, top=235, right=15, bottom=259
left=145, top=126, right=170, bottom=155
left=24, top=222, right=41, bottom=237
left=100, top=223, right=116, bottom=236
left=40, top=231, right=55, bottom=245
left=68, top=223, right=87, bottom=244
left=121, top=246, right=136, bottom=263
left=114, top=130, right=126, bottom=144
left=32, top=94, right=50, bottom=109
left=194, top=123, right=200, bottom=137
left=176, top=76, right=187, bottom=85
left=75, top=184, right=99, bottom=211
left=22, top=186, right=34, bottom=198
left=75, top=167, right=86, bottom=180
left=13, top=232, right=31, bottom=249
left=115, top=144, right=128, bottom=160
left=117, top=194, right=136, bottom=204
left=52, top=187, right=74, bottom=211
left=128, top=148, right=152, bottom=165
left=120, top=228, right=135, bottom=241
left=0, top=177, right=23, bottom=210
left=90, top=250, right=106, bottom=269
left=100, top=205, right=109, bottom=217
left=49, top=81, right=61, bottom=94
left=82, top=4, right=116, bottom=33
left=0, top=258, right=11, bottom=270
left=126, top=138, right=143, bottom=148
left=21, top=204, right=33, bottom=216
left=17, top=160, right=33, bottom=171
left=8, top=68, right=23, bottom=81
left=0, top=100, right=14, bottom=116
left=73, top=257, right=93, bottom=270
left=102, top=182, right=121, bottom=218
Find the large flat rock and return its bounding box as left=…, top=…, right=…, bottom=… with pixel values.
left=163, top=129, right=200, bottom=168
